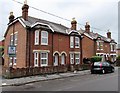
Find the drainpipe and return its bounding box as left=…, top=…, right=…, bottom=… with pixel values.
left=80, top=35, right=84, bottom=64
left=52, top=32, right=54, bottom=66
left=94, top=39, right=97, bottom=56
left=26, top=26, right=30, bottom=68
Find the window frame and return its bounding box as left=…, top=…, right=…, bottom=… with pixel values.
left=40, top=52, right=48, bottom=67
left=13, top=57, right=17, bottom=65
left=34, top=30, right=39, bottom=45
left=70, top=36, right=74, bottom=48
left=34, top=52, right=39, bottom=67
left=70, top=53, right=74, bottom=64
left=75, top=53, right=80, bottom=64
left=41, top=31, right=48, bottom=45
left=75, top=37, right=80, bottom=48
left=97, top=40, right=103, bottom=50
left=10, top=34, right=14, bottom=45
left=14, top=32, right=18, bottom=46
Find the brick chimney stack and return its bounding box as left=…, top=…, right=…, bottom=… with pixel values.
left=22, top=0, right=29, bottom=21
left=9, top=12, right=15, bottom=23
left=107, top=30, right=111, bottom=39
left=85, top=22, right=90, bottom=33
left=71, top=18, right=77, bottom=30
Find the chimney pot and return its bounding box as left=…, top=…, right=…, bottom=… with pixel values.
left=71, top=18, right=77, bottom=30
left=107, top=31, right=111, bottom=39
left=9, top=12, right=15, bottom=23
left=85, top=22, right=90, bottom=33
left=22, top=1, right=29, bottom=21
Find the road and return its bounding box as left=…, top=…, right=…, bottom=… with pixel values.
left=2, top=67, right=118, bottom=92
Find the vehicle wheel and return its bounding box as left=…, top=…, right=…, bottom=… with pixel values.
left=102, top=69, right=105, bottom=74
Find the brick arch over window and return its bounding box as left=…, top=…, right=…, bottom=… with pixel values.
left=61, top=51, right=67, bottom=56
left=53, top=51, right=61, bottom=56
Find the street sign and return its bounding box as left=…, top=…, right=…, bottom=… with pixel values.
left=8, top=45, right=16, bottom=57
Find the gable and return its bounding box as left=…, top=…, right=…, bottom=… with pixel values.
left=4, top=18, right=26, bottom=37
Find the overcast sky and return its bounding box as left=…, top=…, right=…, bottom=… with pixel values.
left=0, top=0, right=119, bottom=43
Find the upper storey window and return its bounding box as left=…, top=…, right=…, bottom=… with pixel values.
left=70, top=36, right=80, bottom=48
left=34, top=30, right=39, bottom=45
left=97, top=40, right=103, bottom=50
left=41, top=31, right=48, bottom=45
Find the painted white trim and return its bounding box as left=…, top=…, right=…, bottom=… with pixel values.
left=96, top=53, right=105, bottom=55
left=110, top=53, right=117, bottom=56
left=69, top=52, right=80, bottom=54
left=84, top=33, right=94, bottom=40
left=61, top=51, right=67, bottom=56
left=31, top=22, right=54, bottom=32
left=68, top=30, right=81, bottom=35
left=8, top=18, right=26, bottom=28
left=53, top=51, right=61, bottom=56
left=18, top=18, right=26, bottom=27
left=33, top=50, right=50, bottom=53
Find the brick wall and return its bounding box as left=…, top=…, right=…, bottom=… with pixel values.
left=82, top=35, right=95, bottom=58
left=2, top=64, right=90, bottom=79
left=4, top=21, right=27, bottom=68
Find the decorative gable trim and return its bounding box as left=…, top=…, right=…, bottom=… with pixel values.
left=84, top=33, right=94, bottom=40
left=68, top=30, right=81, bottom=35
left=31, top=22, right=54, bottom=32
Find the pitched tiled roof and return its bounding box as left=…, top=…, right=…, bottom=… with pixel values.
left=19, top=16, right=69, bottom=34
left=83, top=30, right=116, bottom=43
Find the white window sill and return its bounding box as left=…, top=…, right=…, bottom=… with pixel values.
left=13, top=63, right=16, bottom=65
left=75, top=47, right=80, bottom=48
left=41, top=64, right=48, bottom=67
left=34, top=65, right=39, bottom=67
left=34, top=44, right=39, bottom=45
left=41, top=43, right=48, bottom=45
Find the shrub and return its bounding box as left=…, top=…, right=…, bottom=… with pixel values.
left=117, top=55, right=120, bottom=60
left=91, top=56, right=102, bottom=62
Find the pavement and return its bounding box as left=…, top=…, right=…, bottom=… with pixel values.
left=1, top=70, right=90, bottom=87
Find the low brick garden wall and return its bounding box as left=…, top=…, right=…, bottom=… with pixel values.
left=2, top=64, right=90, bottom=79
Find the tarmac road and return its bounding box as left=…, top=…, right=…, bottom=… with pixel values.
left=2, top=67, right=118, bottom=92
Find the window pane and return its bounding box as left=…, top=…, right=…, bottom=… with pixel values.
left=41, top=52, right=48, bottom=66
left=70, top=36, right=74, bottom=48
left=41, top=59, right=46, bottom=64
left=42, top=31, right=47, bottom=37
left=42, top=38, right=47, bottom=44
left=75, top=54, right=80, bottom=64
left=70, top=54, right=74, bottom=64
left=35, top=30, right=39, bottom=45
left=41, top=31, right=48, bottom=45
left=34, top=52, right=38, bottom=66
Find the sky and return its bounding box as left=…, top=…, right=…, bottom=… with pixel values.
left=0, top=0, right=119, bottom=44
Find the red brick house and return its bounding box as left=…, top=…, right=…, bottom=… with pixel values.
left=4, top=2, right=117, bottom=72
left=82, top=23, right=117, bottom=63
left=4, top=3, right=83, bottom=70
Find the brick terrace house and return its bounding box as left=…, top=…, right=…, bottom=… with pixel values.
left=4, top=2, right=117, bottom=73
left=4, top=3, right=84, bottom=70
left=82, top=23, right=117, bottom=62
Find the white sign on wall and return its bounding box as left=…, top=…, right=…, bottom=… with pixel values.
left=8, top=45, right=16, bottom=57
